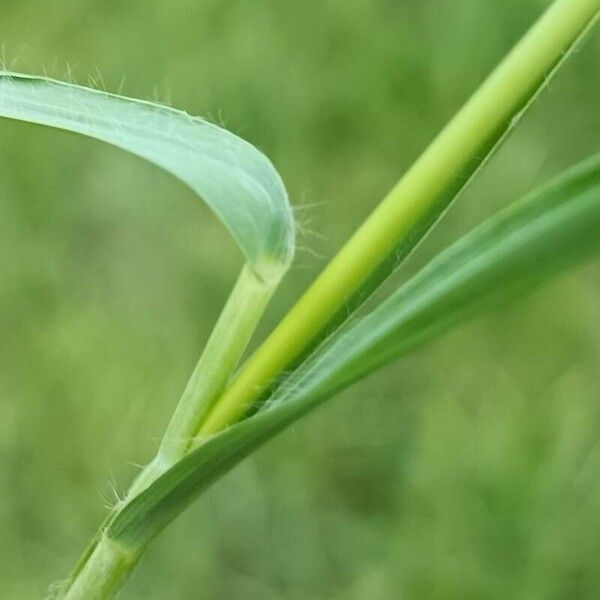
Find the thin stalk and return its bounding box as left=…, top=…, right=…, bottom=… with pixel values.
left=127, top=264, right=276, bottom=497
left=160, top=264, right=276, bottom=460
left=59, top=264, right=277, bottom=598
left=197, top=0, right=600, bottom=436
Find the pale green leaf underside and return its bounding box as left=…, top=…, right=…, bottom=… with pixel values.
left=0, top=72, right=295, bottom=276
left=109, top=154, right=600, bottom=547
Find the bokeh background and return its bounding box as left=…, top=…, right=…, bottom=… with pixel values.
left=1, top=1, right=600, bottom=598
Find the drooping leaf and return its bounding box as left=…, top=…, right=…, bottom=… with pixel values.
left=107, top=154, right=600, bottom=548
left=0, top=72, right=295, bottom=278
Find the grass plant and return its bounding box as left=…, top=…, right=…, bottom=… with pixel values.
left=0, top=0, right=599, bottom=597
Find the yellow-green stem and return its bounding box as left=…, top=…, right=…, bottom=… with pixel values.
left=197, top=0, right=600, bottom=436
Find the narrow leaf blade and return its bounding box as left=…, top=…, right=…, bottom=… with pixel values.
left=289, top=153, right=600, bottom=400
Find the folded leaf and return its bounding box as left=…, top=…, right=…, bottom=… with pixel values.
left=0, top=72, right=295, bottom=278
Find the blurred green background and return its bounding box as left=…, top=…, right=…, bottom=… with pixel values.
left=1, top=1, right=600, bottom=598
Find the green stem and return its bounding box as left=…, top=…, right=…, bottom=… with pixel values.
left=163, top=264, right=276, bottom=458
left=197, top=0, right=600, bottom=436
left=127, top=264, right=276, bottom=496
left=61, top=536, right=143, bottom=600
left=60, top=264, right=277, bottom=598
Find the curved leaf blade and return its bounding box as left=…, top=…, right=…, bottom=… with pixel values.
left=0, top=72, right=295, bottom=277
left=107, top=154, right=600, bottom=548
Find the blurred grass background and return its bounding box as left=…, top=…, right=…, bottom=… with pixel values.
left=1, top=0, right=600, bottom=598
